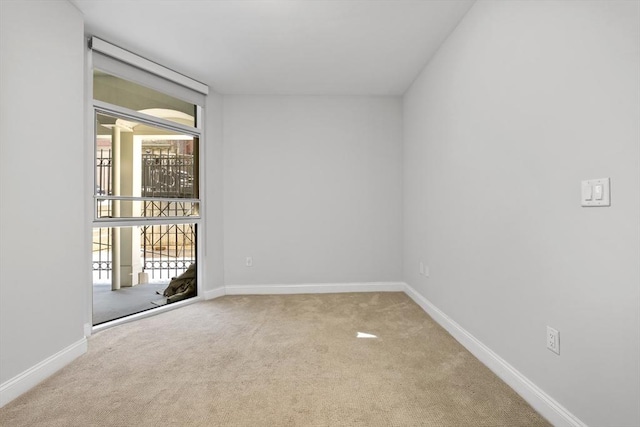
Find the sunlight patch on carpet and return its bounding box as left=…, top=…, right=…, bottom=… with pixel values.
left=357, top=331, right=377, bottom=339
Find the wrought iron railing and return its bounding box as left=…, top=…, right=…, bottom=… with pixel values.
left=141, top=223, right=196, bottom=280
left=92, top=227, right=112, bottom=280
left=93, top=150, right=196, bottom=280
left=142, top=152, right=195, bottom=199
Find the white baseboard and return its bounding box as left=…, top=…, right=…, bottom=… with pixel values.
left=0, top=338, right=87, bottom=408
left=402, top=283, right=586, bottom=427
left=225, top=282, right=405, bottom=295
left=0, top=282, right=587, bottom=427
left=204, top=286, right=225, bottom=300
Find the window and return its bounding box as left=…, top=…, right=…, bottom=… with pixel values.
left=90, top=38, right=207, bottom=324
left=94, top=111, right=199, bottom=219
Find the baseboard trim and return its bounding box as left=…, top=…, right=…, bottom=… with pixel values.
left=225, top=282, right=405, bottom=295
left=204, top=286, right=225, bottom=300
left=0, top=337, right=87, bottom=408
left=402, top=283, right=587, bottom=427
left=0, top=282, right=587, bottom=426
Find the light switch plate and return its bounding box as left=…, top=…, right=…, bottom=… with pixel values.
left=581, top=178, right=610, bottom=207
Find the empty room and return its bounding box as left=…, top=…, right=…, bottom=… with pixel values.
left=0, top=1, right=638, bottom=426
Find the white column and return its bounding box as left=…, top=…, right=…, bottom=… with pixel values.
left=116, top=130, right=143, bottom=287
left=111, top=127, right=121, bottom=290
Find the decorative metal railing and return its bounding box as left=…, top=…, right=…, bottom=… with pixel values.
left=141, top=223, right=196, bottom=280
left=142, top=152, right=195, bottom=199
left=93, top=150, right=196, bottom=280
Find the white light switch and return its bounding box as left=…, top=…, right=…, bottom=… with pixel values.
left=581, top=178, right=610, bottom=207
left=594, top=184, right=603, bottom=200
left=582, top=183, right=593, bottom=201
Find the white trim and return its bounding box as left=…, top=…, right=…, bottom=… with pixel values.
left=92, top=296, right=203, bottom=333
left=225, top=282, right=405, bottom=295
left=204, top=287, right=226, bottom=300
left=92, top=217, right=200, bottom=228
left=95, top=195, right=200, bottom=203
left=402, top=283, right=587, bottom=427
left=90, top=37, right=208, bottom=95
left=85, top=35, right=96, bottom=339
left=0, top=338, right=87, bottom=408
left=94, top=100, right=200, bottom=137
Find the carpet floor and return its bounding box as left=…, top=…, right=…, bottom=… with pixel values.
left=0, top=292, right=550, bottom=426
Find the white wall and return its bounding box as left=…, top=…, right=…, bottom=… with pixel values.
left=204, top=91, right=225, bottom=293
left=0, top=0, right=86, bottom=384
left=224, top=96, right=403, bottom=285
left=403, top=1, right=639, bottom=426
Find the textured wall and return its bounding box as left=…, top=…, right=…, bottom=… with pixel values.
left=0, top=0, right=86, bottom=384
left=224, top=96, right=403, bottom=285
left=203, top=92, right=225, bottom=292
left=403, top=1, right=639, bottom=425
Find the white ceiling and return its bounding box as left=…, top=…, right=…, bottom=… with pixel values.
left=72, top=0, right=475, bottom=95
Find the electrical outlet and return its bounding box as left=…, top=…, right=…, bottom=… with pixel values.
left=547, top=326, right=560, bottom=355
left=246, top=257, right=253, bottom=267
left=419, top=262, right=430, bottom=277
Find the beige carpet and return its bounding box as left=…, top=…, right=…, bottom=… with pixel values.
left=0, top=292, right=550, bottom=426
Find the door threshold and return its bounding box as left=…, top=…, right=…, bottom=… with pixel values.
left=91, top=295, right=203, bottom=335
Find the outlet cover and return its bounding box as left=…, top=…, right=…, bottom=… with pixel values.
left=547, top=326, right=560, bottom=355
